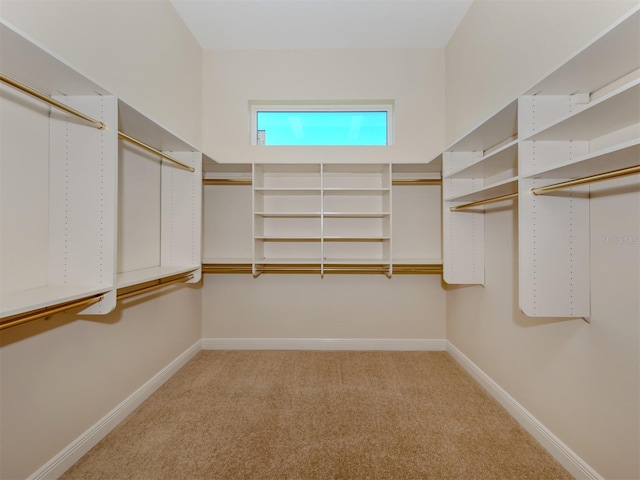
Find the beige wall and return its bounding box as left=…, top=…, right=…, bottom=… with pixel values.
left=445, top=1, right=639, bottom=478
left=202, top=48, right=445, bottom=163
left=200, top=47, right=447, bottom=342
left=445, top=0, right=638, bottom=145
left=202, top=275, right=446, bottom=340
left=0, top=2, right=203, bottom=478
left=0, top=0, right=202, bottom=147
left=0, top=287, right=201, bottom=480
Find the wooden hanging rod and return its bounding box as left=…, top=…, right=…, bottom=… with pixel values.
left=203, top=178, right=253, bottom=186
left=0, top=73, right=106, bottom=130
left=531, top=164, right=640, bottom=195
left=203, top=178, right=441, bottom=186
left=202, top=263, right=442, bottom=275
left=116, top=274, right=194, bottom=301
left=392, top=178, right=442, bottom=186
left=202, top=264, right=254, bottom=274
left=0, top=294, right=105, bottom=331
left=117, top=132, right=195, bottom=173
left=1, top=73, right=196, bottom=174
left=450, top=192, right=518, bottom=211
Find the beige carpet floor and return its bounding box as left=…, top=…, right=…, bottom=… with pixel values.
left=61, top=351, right=572, bottom=479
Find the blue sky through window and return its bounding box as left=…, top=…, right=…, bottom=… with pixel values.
left=257, top=111, right=388, bottom=146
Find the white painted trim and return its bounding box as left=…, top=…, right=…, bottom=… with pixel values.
left=28, top=340, right=202, bottom=480
left=446, top=341, right=603, bottom=480
left=202, top=338, right=446, bottom=351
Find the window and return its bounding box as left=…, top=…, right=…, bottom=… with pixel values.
left=251, top=103, right=393, bottom=146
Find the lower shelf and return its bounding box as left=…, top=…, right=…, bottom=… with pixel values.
left=116, top=265, right=198, bottom=289
left=0, top=285, right=111, bottom=319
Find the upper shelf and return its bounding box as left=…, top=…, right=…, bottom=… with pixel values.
left=524, top=138, right=640, bottom=180
left=523, top=79, right=640, bottom=142
left=445, top=100, right=518, bottom=153
left=118, top=100, right=198, bottom=153
left=525, top=7, right=640, bottom=96
left=444, top=139, right=518, bottom=179
left=0, top=20, right=109, bottom=96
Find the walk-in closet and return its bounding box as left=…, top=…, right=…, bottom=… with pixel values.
left=1, top=1, right=638, bottom=479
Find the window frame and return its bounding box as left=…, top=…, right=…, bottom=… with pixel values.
left=250, top=102, right=394, bottom=146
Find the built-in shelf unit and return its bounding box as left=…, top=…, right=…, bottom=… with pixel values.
left=0, top=20, right=202, bottom=329
left=437, top=6, right=639, bottom=319
left=203, top=162, right=442, bottom=276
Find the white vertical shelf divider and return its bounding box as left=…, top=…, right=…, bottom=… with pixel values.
left=518, top=94, right=591, bottom=318
left=442, top=188, right=485, bottom=284
left=161, top=151, right=202, bottom=283
left=320, top=163, right=325, bottom=277
left=49, top=96, right=119, bottom=314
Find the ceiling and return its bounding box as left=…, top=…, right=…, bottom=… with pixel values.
left=169, top=0, right=473, bottom=50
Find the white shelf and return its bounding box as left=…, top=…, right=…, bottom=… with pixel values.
left=393, top=258, right=443, bottom=265
left=524, top=7, right=640, bottom=96
left=524, top=79, right=640, bottom=141
left=254, top=188, right=321, bottom=194
left=254, top=258, right=321, bottom=264
left=445, top=176, right=518, bottom=203
left=324, top=212, right=390, bottom=218
left=446, top=100, right=518, bottom=152
left=118, top=100, right=197, bottom=153
left=324, top=236, right=390, bottom=242
left=0, top=20, right=109, bottom=96
left=0, top=286, right=111, bottom=319
left=202, top=257, right=252, bottom=264
left=116, top=266, right=197, bottom=289
left=525, top=138, right=640, bottom=179
left=323, top=258, right=391, bottom=265
left=255, top=236, right=322, bottom=241
left=254, top=212, right=321, bottom=217
left=323, top=188, right=390, bottom=195
left=444, top=139, right=518, bottom=179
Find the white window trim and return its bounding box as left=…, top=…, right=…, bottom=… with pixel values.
left=250, top=102, right=394, bottom=146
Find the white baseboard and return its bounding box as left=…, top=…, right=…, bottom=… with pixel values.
left=202, top=337, right=447, bottom=351
left=29, top=340, right=202, bottom=480
left=446, top=341, right=602, bottom=480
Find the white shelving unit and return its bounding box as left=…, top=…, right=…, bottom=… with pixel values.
left=203, top=161, right=441, bottom=276
left=441, top=100, right=518, bottom=285
left=322, top=163, right=392, bottom=274
left=202, top=160, right=252, bottom=266
left=0, top=21, right=118, bottom=318
left=117, top=101, right=202, bottom=289
left=518, top=7, right=639, bottom=318
left=391, top=164, right=442, bottom=268
left=252, top=164, right=322, bottom=273
left=436, top=6, right=639, bottom=319
left=0, top=20, right=202, bottom=325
